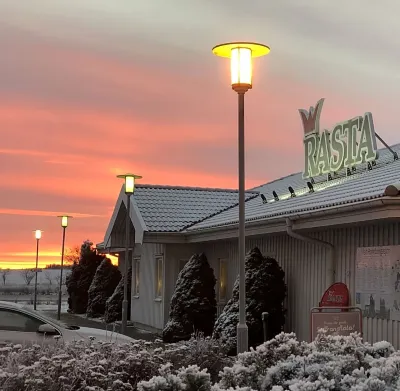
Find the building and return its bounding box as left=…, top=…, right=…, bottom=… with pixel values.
left=99, top=100, right=400, bottom=349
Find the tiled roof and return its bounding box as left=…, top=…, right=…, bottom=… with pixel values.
left=132, top=185, right=259, bottom=232
left=186, top=144, right=400, bottom=231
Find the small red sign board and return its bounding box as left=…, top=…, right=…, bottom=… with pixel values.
left=319, top=282, right=349, bottom=307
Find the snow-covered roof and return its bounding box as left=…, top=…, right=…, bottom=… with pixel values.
left=185, top=143, right=400, bottom=232
left=132, top=184, right=259, bottom=232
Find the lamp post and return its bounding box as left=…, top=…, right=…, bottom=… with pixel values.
left=33, top=229, right=42, bottom=311
left=212, top=42, right=270, bottom=354
left=117, top=173, right=142, bottom=334
left=57, top=215, right=72, bottom=320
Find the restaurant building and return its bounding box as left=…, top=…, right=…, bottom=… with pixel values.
left=99, top=99, right=400, bottom=349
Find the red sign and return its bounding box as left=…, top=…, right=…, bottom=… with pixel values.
left=319, top=283, right=349, bottom=307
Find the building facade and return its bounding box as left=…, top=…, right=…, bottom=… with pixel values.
left=99, top=101, right=400, bottom=348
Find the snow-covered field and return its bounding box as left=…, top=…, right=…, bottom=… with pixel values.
left=0, top=268, right=70, bottom=287
left=0, top=269, right=70, bottom=308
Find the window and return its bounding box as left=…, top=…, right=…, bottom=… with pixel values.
left=134, top=257, right=140, bottom=297
left=155, top=256, right=163, bottom=298
left=219, top=259, right=228, bottom=302
left=0, top=309, right=44, bottom=332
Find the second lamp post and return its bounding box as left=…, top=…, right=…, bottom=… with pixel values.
left=212, top=41, right=270, bottom=354
left=117, top=173, right=142, bottom=335
left=57, top=215, right=72, bottom=320
left=33, top=229, right=42, bottom=311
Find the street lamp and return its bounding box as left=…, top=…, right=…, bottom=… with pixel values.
left=57, top=215, right=72, bottom=320
left=212, top=42, right=270, bottom=354
left=33, top=229, right=42, bottom=311
left=117, top=173, right=142, bottom=334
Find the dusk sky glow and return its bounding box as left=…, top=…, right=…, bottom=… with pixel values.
left=1, top=0, right=400, bottom=268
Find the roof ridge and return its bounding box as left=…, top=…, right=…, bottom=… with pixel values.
left=136, top=183, right=259, bottom=194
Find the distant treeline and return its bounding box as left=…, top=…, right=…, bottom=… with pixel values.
left=45, top=264, right=73, bottom=270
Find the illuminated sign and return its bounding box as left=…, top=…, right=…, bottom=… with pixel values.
left=299, top=99, right=378, bottom=179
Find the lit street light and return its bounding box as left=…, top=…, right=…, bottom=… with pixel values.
left=117, top=173, right=142, bottom=335
left=212, top=42, right=270, bottom=354
left=33, top=229, right=42, bottom=311
left=57, top=215, right=72, bottom=320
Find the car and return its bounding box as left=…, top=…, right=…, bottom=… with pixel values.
left=0, top=301, right=135, bottom=345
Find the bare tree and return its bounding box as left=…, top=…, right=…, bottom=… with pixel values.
left=44, top=270, right=53, bottom=286
left=0, top=268, right=11, bottom=285
left=55, top=274, right=66, bottom=291
left=65, top=245, right=80, bottom=265
left=20, top=269, right=35, bottom=286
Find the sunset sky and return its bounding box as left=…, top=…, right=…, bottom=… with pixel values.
left=1, top=1, right=400, bottom=268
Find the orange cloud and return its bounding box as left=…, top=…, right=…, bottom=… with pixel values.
left=0, top=209, right=104, bottom=218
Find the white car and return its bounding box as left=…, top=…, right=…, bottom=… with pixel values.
left=0, top=301, right=135, bottom=345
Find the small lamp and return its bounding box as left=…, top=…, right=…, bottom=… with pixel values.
left=117, top=174, right=142, bottom=194
left=34, top=230, right=42, bottom=240
left=58, top=215, right=72, bottom=228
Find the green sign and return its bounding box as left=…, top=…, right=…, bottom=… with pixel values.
left=299, top=99, right=378, bottom=179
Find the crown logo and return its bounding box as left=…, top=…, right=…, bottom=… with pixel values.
left=299, top=98, right=325, bottom=136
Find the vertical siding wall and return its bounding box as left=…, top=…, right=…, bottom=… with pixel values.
left=131, top=243, right=165, bottom=331
left=196, top=221, right=400, bottom=349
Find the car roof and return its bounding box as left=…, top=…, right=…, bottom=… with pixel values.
left=0, top=301, right=25, bottom=309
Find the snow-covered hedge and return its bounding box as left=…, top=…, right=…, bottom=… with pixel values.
left=0, top=334, right=231, bottom=391
left=140, top=331, right=400, bottom=391
left=2, top=331, right=400, bottom=390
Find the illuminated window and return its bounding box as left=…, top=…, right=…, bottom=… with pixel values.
left=219, top=259, right=228, bottom=302
left=156, top=256, right=163, bottom=298
left=134, top=257, right=140, bottom=297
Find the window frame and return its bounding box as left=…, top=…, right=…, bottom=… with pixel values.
left=155, top=255, right=163, bottom=300
left=133, top=256, right=140, bottom=298
left=218, top=258, right=228, bottom=303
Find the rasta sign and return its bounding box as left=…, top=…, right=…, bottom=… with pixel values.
left=299, top=99, right=378, bottom=179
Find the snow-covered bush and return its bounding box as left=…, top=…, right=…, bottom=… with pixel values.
left=0, top=334, right=231, bottom=390
left=87, top=258, right=121, bottom=318
left=66, top=240, right=105, bottom=314
left=213, top=248, right=286, bottom=355
left=162, top=333, right=233, bottom=382
left=138, top=363, right=212, bottom=391
left=163, top=253, right=217, bottom=343
left=216, top=331, right=400, bottom=391
left=104, top=267, right=132, bottom=323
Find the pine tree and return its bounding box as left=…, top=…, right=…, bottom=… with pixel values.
left=66, top=240, right=105, bottom=314
left=213, top=247, right=286, bottom=354
left=87, top=258, right=122, bottom=318
left=163, top=253, right=217, bottom=343
left=104, top=267, right=132, bottom=323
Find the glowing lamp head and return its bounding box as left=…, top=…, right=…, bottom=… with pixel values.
left=58, top=215, right=72, bottom=228
left=212, top=42, right=270, bottom=93
left=34, top=230, right=42, bottom=240
left=61, top=216, right=68, bottom=227
left=117, top=173, right=142, bottom=194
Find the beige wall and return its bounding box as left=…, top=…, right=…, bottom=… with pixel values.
left=130, top=243, right=165, bottom=332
